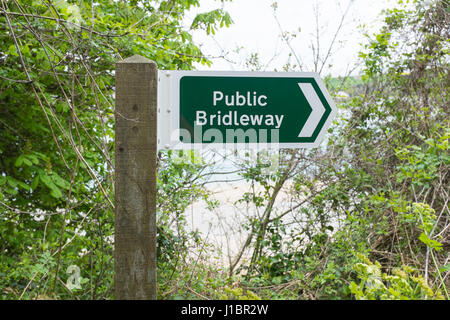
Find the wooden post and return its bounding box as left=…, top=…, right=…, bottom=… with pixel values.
left=115, top=55, right=157, bottom=299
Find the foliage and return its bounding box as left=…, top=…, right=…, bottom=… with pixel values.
left=222, top=0, right=449, bottom=300
left=0, top=0, right=231, bottom=299
left=350, top=253, right=444, bottom=300
left=219, top=286, right=261, bottom=300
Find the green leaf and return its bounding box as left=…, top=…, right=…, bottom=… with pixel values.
left=31, top=175, right=40, bottom=190
left=418, top=233, right=443, bottom=251
left=8, top=44, right=18, bottom=56
left=6, top=176, right=19, bottom=188
left=51, top=173, right=70, bottom=190
left=39, top=173, right=53, bottom=188
left=23, top=158, right=33, bottom=167
left=28, top=154, right=39, bottom=165
left=39, top=173, right=62, bottom=198
left=439, top=264, right=450, bottom=273
left=50, top=187, right=62, bottom=198
left=14, top=156, right=24, bottom=167
left=17, top=181, right=31, bottom=191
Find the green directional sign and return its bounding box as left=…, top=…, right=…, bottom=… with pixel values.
left=157, top=71, right=336, bottom=149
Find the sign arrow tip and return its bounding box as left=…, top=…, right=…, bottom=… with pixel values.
left=297, top=82, right=326, bottom=138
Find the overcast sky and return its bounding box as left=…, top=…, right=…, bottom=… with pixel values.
left=187, top=0, right=395, bottom=76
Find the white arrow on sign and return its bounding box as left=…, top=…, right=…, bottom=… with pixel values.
left=297, top=83, right=326, bottom=138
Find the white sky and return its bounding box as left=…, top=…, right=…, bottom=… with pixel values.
left=187, top=0, right=395, bottom=76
